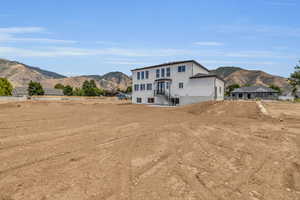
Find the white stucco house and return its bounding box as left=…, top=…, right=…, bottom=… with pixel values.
left=131, top=60, right=224, bottom=106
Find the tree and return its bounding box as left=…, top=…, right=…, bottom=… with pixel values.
left=63, top=85, right=73, bottom=96
left=225, top=84, right=240, bottom=96
left=125, top=86, right=132, bottom=93
left=28, top=81, right=44, bottom=96
left=289, top=60, right=300, bottom=96
left=82, top=80, right=102, bottom=96
left=0, top=78, right=13, bottom=96
left=73, top=88, right=84, bottom=96
left=54, top=83, right=65, bottom=90
left=269, top=84, right=282, bottom=94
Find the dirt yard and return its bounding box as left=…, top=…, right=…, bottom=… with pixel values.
left=0, top=100, right=299, bottom=200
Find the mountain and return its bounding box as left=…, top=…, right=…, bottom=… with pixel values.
left=0, top=58, right=66, bottom=87
left=0, top=58, right=290, bottom=91
left=0, top=58, right=131, bottom=91
left=211, top=66, right=290, bottom=90
left=41, top=72, right=132, bottom=91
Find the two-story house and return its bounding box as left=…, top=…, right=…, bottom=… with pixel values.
left=131, top=60, right=224, bottom=106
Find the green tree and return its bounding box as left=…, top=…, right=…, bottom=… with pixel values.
left=54, top=83, right=65, bottom=90
left=269, top=84, right=282, bottom=94
left=28, top=81, right=44, bottom=96
left=73, top=88, right=84, bottom=96
left=63, top=85, right=73, bottom=96
left=225, top=84, right=240, bottom=96
left=125, top=86, right=132, bottom=93
left=82, top=80, right=101, bottom=96
left=289, top=60, right=300, bottom=96
left=0, top=78, right=13, bottom=96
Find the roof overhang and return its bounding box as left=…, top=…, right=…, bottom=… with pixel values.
left=131, top=60, right=209, bottom=72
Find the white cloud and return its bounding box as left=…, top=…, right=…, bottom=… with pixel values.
left=0, top=26, right=76, bottom=44
left=0, top=27, right=45, bottom=34
left=0, top=46, right=296, bottom=60
left=194, top=42, right=224, bottom=46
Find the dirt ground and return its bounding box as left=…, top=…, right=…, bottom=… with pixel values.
left=0, top=100, right=299, bottom=200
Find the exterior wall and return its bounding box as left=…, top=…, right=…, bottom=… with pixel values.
left=132, top=61, right=223, bottom=105
left=231, top=92, right=279, bottom=100
left=215, top=78, right=225, bottom=101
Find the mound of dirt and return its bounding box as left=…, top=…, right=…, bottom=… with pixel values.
left=181, top=101, right=264, bottom=119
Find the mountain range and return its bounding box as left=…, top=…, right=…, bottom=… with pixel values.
left=0, top=58, right=131, bottom=91
left=0, top=58, right=290, bottom=91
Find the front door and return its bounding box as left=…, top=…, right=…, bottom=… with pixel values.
left=157, top=82, right=165, bottom=94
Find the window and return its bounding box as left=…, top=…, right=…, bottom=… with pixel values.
left=134, top=84, right=139, bottom=91
left=148, top=98, right=154, bottom=103
left=141, top=71, right=145, bottom=79
left=145, top=71, right=149, bottom=79
left=166, top=67, right=170, bottom=77
left=137, top=97, right=142, bottom=103
left=166, top=82, right=170, bottom=89
left=178, top=65, right=186, bottom=72
left=146, top=83, right=152, bottom=90
left=156, top=69, right=160, bottom=78
left=140, top=84, right=145, bottom=91
left=179, top=82, right=184, bottom=89
left=137, top=72, right=140, bottom=80
left=161, top=68, right=165, bottom=77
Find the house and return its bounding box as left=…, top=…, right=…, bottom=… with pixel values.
left=131, top=60, right=224, bottom=106
left=12, top=87, right=64, bottom=97
left=278, top=91, right=295, bottom=101
left=231, top=86, right=279, bottom=100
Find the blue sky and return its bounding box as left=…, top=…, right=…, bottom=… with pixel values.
left=0, top=0, right=299, bottom=77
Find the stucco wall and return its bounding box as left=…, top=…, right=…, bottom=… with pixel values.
left=131, top=62, right=224, bottom=105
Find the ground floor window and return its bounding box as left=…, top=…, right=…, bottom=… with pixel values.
left=136, top=97, right=142, bottom=103
left=171, top=98, right=180, bottom=105
left=147, top=98, right=154, bottom=103
left=238, top=93, right=243, bottom=98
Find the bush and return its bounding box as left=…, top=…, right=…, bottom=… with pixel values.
left=54, top=83, right=65, bottom=90
left=28, top=81, right=44, bottom=96
left=0, top=78, right=13, bottom=96
left=63, top=85, right=73, bottom=96
left=82, top=80, right=103, bottom=96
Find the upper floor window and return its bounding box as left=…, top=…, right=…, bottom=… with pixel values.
left=166, top=67, right=170, bottom=77
left=146, top=83, right=152, bottom=90
left=156, top=69, right=160, bottom=78
left=178, top=65, right=186, bottom=72
left=161, top=68, right=165, bottom=77
left=179, top=82, right=184, bottom=89
left=134, top=84, right=139, bottom=91
left=137, top=72, right=140, bottom=80
left=141, top=71, right=145, bottom=79
left=140, top=84, right=146, bottom=91
left=145, top=71, right=149, bottom=79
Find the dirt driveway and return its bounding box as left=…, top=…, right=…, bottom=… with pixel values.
left=0, top=100, right=299, bottom=200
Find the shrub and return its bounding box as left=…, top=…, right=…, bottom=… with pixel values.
left=63, top=85, right=73, bottom=96
left=0, top=78, right=13, bottom=96
left=28, top=81, right=44, bottom=96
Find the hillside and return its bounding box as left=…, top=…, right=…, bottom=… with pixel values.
left=41, top=72, right=132, bottom=91
left=211, top=66, right=290, bottom=90
left=0, top=58, right=65, bottom=87
left=0, top=58, right=131, bottom=91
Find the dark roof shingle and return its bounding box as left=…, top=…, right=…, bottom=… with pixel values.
left=232, top=86, right=278, bottom=93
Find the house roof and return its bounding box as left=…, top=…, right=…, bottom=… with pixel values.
left=232, top=86, right=279, bottom=93
left=190, top=73, right=225, bottom=82
left=12, top=87, right=64, bottom=96
left=131, top=60, right=210, bottom=72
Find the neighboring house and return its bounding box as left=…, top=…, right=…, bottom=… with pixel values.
left=131, top=60, right=224, bottom=106
left=279, top=91, right=295, bottom=101
left=231, top=86, right=279, bottom=100
left=12, top=87, right=64, bottom=97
